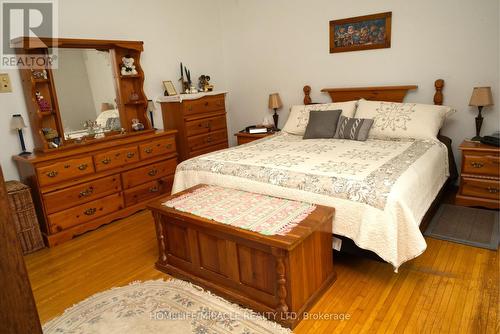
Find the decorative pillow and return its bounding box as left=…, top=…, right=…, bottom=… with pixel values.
left=282, top=101, right=357, bottom=136
left=303, top=109, right=342, bottom=139
left=334, top=116, right=374, bottom=141
left=354, top=99, right=454, bottom=140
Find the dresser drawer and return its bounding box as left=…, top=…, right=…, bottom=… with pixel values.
left=462, top=153, right=500, bottom=177
left=124, top=175, right=174, bottom=206
left=122, top=158, right=177, bottom=189
left=183, top=95, right=225, bottom=116
left=460, top=177, right=500, bottom=201
left=43, top=175, right=122, bottom=214
left=94, top=145, right=139, bottom=172
left=185, top=114, right=227, bottom=137
left=37, top=156, right=95, bottom=187
left=139, top=137, right=176, bottom=160
left=188, top=130, right=227, bottom=153
left=47, top=192, right=124, bottom=233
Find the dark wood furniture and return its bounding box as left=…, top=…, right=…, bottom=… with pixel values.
left=15, top=130, right=177, bottom=247
left=159, top=93, right=228, bottom=161
left=5, top=181, right=44, bottom=254
left=148, top=185, right=336, bottom=329
left=13, top=37, right=152, bottom=152
left=455, top=141, right=500, bottom=209
left=0, top=165, right=43, bottom=334
left=234, top=131, right=275, bottom=145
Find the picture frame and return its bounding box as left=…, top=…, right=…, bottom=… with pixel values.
left=163, top=80, right=177, bottom=96
left=329, top=12, right=392, bottom=53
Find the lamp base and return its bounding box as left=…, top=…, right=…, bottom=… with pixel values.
left=470, top=135, right=482, bottom=142
left=18, top=151, right=32, bottom=156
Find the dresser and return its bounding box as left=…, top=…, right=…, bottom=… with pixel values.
left=455, top=141, right=500, bottom=209
left=159, top=92, right=228, bottom=161
left=14, top=130, right=178, bottom=247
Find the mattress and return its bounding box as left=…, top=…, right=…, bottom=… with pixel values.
left=172, top=133, right=449, bottom=269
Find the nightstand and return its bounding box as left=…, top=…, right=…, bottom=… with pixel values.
left=234, top=131, right=275, bottom=145
left=455, top=141, right=500, bottom=209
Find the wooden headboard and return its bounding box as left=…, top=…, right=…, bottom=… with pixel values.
left=303, top=79, right=444, bottom=106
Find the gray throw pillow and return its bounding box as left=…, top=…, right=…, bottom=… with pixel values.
left=303, top=109, right=342, bottom=139
left=334, top=116, right=374, bottom=141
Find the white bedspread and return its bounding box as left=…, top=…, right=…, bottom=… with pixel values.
left=172, top=133, right=449, bottom=269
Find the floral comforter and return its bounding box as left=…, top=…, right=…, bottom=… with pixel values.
left=172, top=133, right=449, bottom=269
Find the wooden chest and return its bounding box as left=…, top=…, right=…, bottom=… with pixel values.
left=148, top=186, right=336, bottom=329
left=14, top=130, right=178, bottom=247
left=456, top=141, right=500, bottom=209
left=159, top=92, right=229, bottom=162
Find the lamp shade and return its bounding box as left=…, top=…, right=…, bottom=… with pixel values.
left=147, top=99, right=156, bottom=112
left=469, top=87, right=493, bottom=107
left=268, top=93, right=283, bottom=110
left=10, top=114, right=26, bottom=130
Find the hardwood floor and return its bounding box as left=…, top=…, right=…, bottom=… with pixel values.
left=25, top=210, right=499, bottom=333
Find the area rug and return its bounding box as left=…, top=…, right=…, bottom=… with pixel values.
left=425, top=204, right=499, bottom=250
left=43, top=279, right=291, bottom=334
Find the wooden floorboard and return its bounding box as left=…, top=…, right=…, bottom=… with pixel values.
left=24, top=210, right=499, bottom=333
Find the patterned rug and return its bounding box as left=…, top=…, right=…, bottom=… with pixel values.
left=43, top=279, right=291, bottom=334
left=163, top=185, right=316, bottom=235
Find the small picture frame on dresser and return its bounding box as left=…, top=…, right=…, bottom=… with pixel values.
left=163, top=80, right=177, bottom=96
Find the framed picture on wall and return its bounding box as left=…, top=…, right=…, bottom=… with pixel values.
left=329, top=12, right=392, bottom=53
left=163, top=80, right=177, bottom=96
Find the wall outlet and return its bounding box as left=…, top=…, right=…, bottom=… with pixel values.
left=0, top=73, right=12, bottom=93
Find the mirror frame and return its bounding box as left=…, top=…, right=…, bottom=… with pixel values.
left=13, top=37, right=152, bottom=153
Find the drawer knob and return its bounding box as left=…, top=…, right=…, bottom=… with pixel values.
left=78, top=163, right=88, bottom=171
left=204, top=102, right=209, bottom=107
left=487, top=187, right=499, bottom=194
left=148, top=169, right=158, bottom=176
left=471, top=162, right=484, bottom=168
left=149, top=186, right=159, bottom=193
left=83, top=207, right=96, bottom=216
left=205, top=136, right=213, bottom=143
left=127, top=152, right=135, bottom=159
left=166, top=144, right=172, bottom=149
left=79, top=187, right=94, bottom=198
left=145, top=148, right=153, bottom=154
left=102, top=158, right=112, bottom=165
left=46, top=170, right=58, bottom=178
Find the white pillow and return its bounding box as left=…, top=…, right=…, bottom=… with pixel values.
left=354, top=99, right=454, bottom=140
left=282, top=101, right=357, bottom=136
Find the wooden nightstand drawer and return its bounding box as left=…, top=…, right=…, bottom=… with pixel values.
left=460, top=177, right=500, bottom=201
left=37, top=156, right=94, bottom=187
left=94, top=145, right=139, bottom=172
left=462, top=154, right=500, bottom=176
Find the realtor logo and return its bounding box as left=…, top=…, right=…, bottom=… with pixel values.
left=1, top=0, right=58, bottom=69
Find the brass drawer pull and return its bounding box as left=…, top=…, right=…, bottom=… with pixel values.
left=204, top=102, right=209, bottom=106
left=102, top=158, right=112, bottom=165
left=79, top=187, right=94, bottom=198
left=166, top=144, right=172, bottom=149
left=46, top=170, right=58, bottom=178
left=78, top=163, right=88, bottom=171
left=83, top=207, right=96, bottom=216
left=149, top=186, right=159, bottom=193
left=148, top=169, right=158, bottom=176
left=205, top=136, right=213, bottom=143
left=487, top=187, right=499, bottom=194
left=145, top=148, right=153, bottom=154
left=127, top=152, right=135, bottom=158
left=471, top=162, right=484, bottom=168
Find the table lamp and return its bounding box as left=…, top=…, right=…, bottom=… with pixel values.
left=10, top=114, right=31, bottom=156
left=268, top=93, right=283, bottom=130
left=469, top=87, right=493, bottom=141
left=147, top=100, right=156, bottom=129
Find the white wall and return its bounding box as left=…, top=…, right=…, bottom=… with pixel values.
left=218, top=0, right=500, bottom=161
left=0, top=0, right=226, bottom=180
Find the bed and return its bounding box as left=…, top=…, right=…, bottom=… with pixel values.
left=171, top=80, right=456, bottom=270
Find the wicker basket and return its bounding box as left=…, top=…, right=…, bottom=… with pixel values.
left=5, top=181, right=44, bottom=254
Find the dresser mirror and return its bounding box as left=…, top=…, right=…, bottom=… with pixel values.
left=52, top=48, right=120, bottom=140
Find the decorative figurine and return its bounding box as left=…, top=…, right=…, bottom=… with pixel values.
left=42, top=127, right=60, bottom=148
left=131, top=118, right=144, bottom=131
left=179, top=62, right=191, bottom=93
left=198, top=75, right=214, bottom=92
left=35, top=91, right=52, bottom=112
left=31, top=69, right=47, bottom=80
left=121, top=55, right=138, bottom=76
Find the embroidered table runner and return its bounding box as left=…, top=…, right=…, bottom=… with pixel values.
left=163, top=185, right=316, bottom=236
